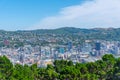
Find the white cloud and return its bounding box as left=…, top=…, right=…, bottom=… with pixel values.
left=28, top=0, right=120, bottom=30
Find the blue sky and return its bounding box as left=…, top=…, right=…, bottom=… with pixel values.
left=0, top=0, right=120, bottom=31
left=0, top=0, right=85, bottom=31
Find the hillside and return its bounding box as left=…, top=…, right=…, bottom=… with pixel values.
left=21, top=27, right=120, bottom=41
left=1, top=27, right=120, bottom=41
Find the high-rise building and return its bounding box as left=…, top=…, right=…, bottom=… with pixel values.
left=77, top=44, right=81, bottom=53
left=67, top=42, right=72, bottom=52
left=39, top=46, right=42, bottom=59
left=19, top=53, right=24, bottom=65
left=95, top=42, right=101, bottom=56
left=59, top=47, right=65, bottom=54
left=95, top=42, right=101, bottom=51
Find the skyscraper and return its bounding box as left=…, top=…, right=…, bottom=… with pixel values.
left=68, top=41, right=72, bottom=52
left=59, top=47, right=65, bottom=54
left=95, top=42, right=101, bottom=51
left=95, top=42, right=101, bottom=56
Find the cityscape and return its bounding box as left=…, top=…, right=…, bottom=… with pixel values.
left=0, top=0, right=120, bottom=79
left=0, top=28, right=120, bottom=67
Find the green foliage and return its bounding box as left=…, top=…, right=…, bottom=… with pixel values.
left=1, top=54, right=120, bottom=80
left=0, top=56, right=13, bottom=79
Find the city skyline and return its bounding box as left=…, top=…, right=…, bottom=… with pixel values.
left=0, top=0, right=120, bottom=31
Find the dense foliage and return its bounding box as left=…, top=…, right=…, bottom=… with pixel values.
left=30, top=27, right=120, bottom=41
left=0, top=54, right=120, bottom=80
left=1, top=27, right=120, bottom=47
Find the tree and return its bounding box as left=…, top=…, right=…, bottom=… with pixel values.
left=0, top=56, right=13, bottom=79
left=30, top=63, right=38, bottom=79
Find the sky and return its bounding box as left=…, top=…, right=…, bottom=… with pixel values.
left=0, top=0, right=120, bottom=31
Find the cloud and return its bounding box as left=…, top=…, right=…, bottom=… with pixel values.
left=28, top=0, right=120, bottom=30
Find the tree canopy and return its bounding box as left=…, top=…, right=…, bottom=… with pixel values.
left=0, top=54, right=120, bottom=80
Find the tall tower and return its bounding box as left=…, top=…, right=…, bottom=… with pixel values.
left=77, top=44, right=81, bottom=54
left=59, top=47, right=65, bottom=54
left=67, top=41, right=72, bottom=52
left=95, top=42, right=100, bottom=51
left=50, top=46, right=52, bottom=59
left=39, top=46, right=42, bottom=59
left=19, top=47, right=24, bottom=65
left=95, top=42, right=101, bottom=56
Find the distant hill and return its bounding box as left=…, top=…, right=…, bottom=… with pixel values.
left=23, top=27, right=120, bottom=41
left=1, top=27, right=120, bottom=41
